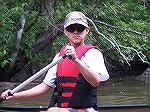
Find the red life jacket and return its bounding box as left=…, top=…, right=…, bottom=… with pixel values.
left=51, top=44, right=98, bottom=110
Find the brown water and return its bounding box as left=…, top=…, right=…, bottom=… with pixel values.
left=0, top=75, right=150, bottom=110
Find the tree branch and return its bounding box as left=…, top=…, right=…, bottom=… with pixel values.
left=87, top=17, right=149, bottom=66
left=95, top=20, right=143, bottom=35
left=10, top=0, right=33, bottom=68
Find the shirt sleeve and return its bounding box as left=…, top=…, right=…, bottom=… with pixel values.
left=43, top=53, right=59, bottom=87
left=43, top=48, right=109, bottom=86
left=81, top=48, right=110, bottom=81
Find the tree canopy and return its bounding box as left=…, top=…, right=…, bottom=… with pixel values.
left=0, top=0, right=150, bottom=80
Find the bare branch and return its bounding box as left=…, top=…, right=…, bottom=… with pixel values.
left=87, top=17, right=149, bottom=66
left=95, top=20, right=143, bottom=35
left=87, top=17, right=131, bottom=65
left=87, top=17, right=116, bottom=47
left=118, top=44, right=148, bottom=63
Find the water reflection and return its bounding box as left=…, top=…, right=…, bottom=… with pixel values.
left=98, top=75, right=150, bottom=105
left=0, top=75, right=149, bottom=107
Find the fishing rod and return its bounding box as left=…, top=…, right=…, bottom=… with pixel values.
left=0, top=54, right=69, bottom=102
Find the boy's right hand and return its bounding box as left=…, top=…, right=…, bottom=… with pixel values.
left=0, top=89, right=14, bottom=100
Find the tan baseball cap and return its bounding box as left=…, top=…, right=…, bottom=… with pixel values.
left=64, top=11, right=89, bottom=29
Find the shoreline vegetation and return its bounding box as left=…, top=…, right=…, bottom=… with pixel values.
left=0, top=0, right=150, bottom=82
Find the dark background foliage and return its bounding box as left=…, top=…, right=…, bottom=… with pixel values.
left=0, top=0, right=150, bottom=81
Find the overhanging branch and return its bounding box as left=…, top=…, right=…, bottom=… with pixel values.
left=87, top=17, right=149, bottom=66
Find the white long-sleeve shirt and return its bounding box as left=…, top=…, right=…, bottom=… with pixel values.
left=43, top=48, right=109, bottom=87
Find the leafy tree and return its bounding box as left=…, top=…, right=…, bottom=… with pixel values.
left=0, top=0, right=149, bottom=81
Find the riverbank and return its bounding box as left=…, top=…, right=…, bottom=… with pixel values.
left=0, top=59, right=149, bottom=83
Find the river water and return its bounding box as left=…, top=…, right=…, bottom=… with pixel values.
left=0, top=74, right=150, bottom=109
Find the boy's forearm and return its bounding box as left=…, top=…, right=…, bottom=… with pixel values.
left=73, top=58, right=100, bottom=87
left=13, top=82, right=50, bottom=99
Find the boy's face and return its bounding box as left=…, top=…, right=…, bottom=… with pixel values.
left=64, top=24, right=89, bottom=46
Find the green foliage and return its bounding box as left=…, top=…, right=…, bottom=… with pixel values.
left=55, top=0, right=150, bottom=64
left=0, top=0, right=150, bottom=73
left=0, top=1, right=19, bottom=70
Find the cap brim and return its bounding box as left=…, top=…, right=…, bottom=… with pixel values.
left=64, top=21, right=89, bottom=29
